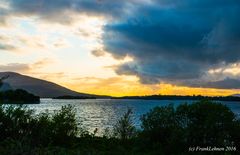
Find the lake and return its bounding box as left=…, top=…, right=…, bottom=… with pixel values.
left=26, top=99, right=240, bottom=135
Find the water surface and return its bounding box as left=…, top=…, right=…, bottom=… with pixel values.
left=26, top=99, right=240, bottom=135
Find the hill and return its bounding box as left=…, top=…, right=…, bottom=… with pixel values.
left=0, top=72, right=94, bottom=98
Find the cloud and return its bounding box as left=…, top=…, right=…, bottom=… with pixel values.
left=0, top=30, right=48, bottom=53
left=0, top=58, right=54, bottom=73
left=188, top=78, right=240, bottom=89
left=0, top=63, right=30, bottom=72
left=0, top=11, right=7, bottom=26
left=101, top=0, right=240, bottom=88
left=0, top=36, right=16, bottom=51
left=4, top=0, right=142, bottom=24
left=91, top=49, right=106, bottom=57
left=0, top=1, right=9, bottom=26
left=0, top=42, right=15, bottom=50
left=53, top=39, right=69, bottom=48
left=32, top=58, right=54, bottom=68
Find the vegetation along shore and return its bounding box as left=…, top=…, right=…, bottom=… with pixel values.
left=0, top=100, right=239, bottom=155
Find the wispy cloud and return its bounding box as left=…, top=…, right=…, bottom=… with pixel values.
left=0, top=63, right=30, bottom=72
left=0, top=58, right=54, bottom=73
left=0, top=42, right=16, bottom=51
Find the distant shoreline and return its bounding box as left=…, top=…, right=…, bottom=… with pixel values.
left=52, top=95, right=240, bottom=102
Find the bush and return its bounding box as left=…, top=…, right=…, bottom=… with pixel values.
left=0, top=104, right=80, bottom=147
left=0, top=105, right=35, bottom=141
left=51, top=105, right=79, bottom=145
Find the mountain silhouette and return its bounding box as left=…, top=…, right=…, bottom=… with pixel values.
left=0, top=72, right=94, bottom=98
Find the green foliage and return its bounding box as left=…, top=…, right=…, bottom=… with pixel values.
left=51, top=105, right=79, bottom=145
left=140, top=100, right=240, bottom=154
left=141, top=104, right=177, bottom=140
left=0, top=105, right=34, bottom=140
left=0, top=104, right=80, bottom=148
left=179, top=101, right=236, bottom=146
left=140, top=104, right=183, bottom=153
left=113, top=108, right=136, bottom=140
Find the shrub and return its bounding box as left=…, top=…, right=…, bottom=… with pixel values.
left=0, top=104, right=80, bottom=147
left=0, top=105, right=35, bottom=141
left=51, top=105, right=79, bottom=145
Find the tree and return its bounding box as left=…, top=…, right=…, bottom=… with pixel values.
left=140, top=100, right=240, bottom=154
left=179, top=100, right=237, bottom=147
left=140, top=104, right=182, bottom=153
left=51, top=105, right=78, bottom=146
left=141, top=104, right=177, bottom=143
left=114, top=108, right=136, bottom=140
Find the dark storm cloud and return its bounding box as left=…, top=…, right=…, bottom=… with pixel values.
left=115, top=60, right=205, bottom=85
left=9, top=0, right=123, bottom=14
left=187, top=78, right=240, bottom=89
left=102, top=0, right=240, bottom=88
left=6, top=0, right=139, bottom=23
left=207, top=78, right=240, bottom=89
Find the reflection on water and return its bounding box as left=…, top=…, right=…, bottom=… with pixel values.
left=26, top=99, right=240, bottom=135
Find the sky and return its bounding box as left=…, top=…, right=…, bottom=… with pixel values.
left=0, top=0, right=240, bottom=96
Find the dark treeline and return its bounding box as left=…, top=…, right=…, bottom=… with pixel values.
left=0, top=100, right=239, bottom=155
left=0, top=89, right=40, bottom=104
left=54, top=94, right=240, bottom=102
left=112, top=94, right=240, bottom=101
left=0, top=75, right=9, bottom=88
left=53, top=95, right=97, bottom=99
left=0, top=76, right=40, bottom=104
